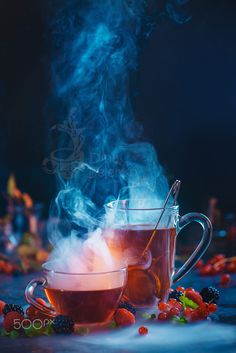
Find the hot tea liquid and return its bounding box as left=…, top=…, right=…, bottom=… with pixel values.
left=105, top=226, right=176, bottom=307
left=44, top=286, right=123, bottom=324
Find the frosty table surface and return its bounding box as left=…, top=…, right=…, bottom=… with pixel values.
left=0, top=272, right=235, bottom=353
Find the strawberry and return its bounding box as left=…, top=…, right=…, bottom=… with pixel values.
left=114, top=308, right=135, bottom=326
left=185, top=290, right=203, bottom=306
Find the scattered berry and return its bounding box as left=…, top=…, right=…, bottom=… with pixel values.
left=168, top=290, right=184, bottom=302
left=114, top=308, right=135, bottom=326
left=3, top=312, right=24, bottom=332
left=150, top=313, right=156, bottom=320
left=200, top=287, right=220, bottom=303
left=0, top=300, right=6, bottom=315
left=118, top=301, right=136, bottom=316
left=158, top=312, right=169, bottom=321
left=185, top=290, right=203, bottom=306
left=138, top=326, right=148, bottom=335
left=52, top=315, right=74, bottom=334
left=220, top=274, right=231, bottom=285
left=3, top=304, right=24, bottom=317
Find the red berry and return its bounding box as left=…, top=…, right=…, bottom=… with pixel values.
left=114, top=308, right=135, bottom=326
left=226, top=263, right=236, bottom=273
left=0, top=300, right=6, bottom=316
left=211, top=265, right=222, bottom=275
left=190, top=309, right=201, bottom=322
left=196, top=259, right=204, bottom=269
left=200, top=265, right=212, bottom=276
left=220, top=273, right=231, bottom=285
left=168, top=298, right=178, bottom=307
left=176, top=286, right=185, bottom=292
left=169, top=307, right=180, bottom=317
left=184, top=308, right=193, bottom=317
left=175, top=302, right=183, bottom=311
left=158, top=312, right=169, bottom=321
left=158, top=302, right=168, bottom=311
left=197, top=303, right=209, bottom=318
left=185, top=287, right=195, bottom=292
left=3, top=312, right=24, bottom=332
left=138, top=326, right=148, bottom=335
left=208, top=303, right=217, bottom=313
left=213, top=254, right=225, bottom=262
left=185, top=290, right=203, bottom=305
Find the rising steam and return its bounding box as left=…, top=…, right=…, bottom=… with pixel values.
left=46, top=0, right=171, bottom=276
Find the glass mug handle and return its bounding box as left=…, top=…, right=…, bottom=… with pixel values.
left=25, top=278, right=56, bottom=317
left=173, top=213, right=212, bottom=283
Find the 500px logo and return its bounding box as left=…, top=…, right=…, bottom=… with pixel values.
left=13, top=318, right=54, bottom=330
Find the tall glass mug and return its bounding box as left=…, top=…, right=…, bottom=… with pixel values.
left=104, top=200, right=212, bottom=307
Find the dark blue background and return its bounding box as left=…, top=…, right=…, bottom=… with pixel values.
left=0, top=0, right=235, bottom=215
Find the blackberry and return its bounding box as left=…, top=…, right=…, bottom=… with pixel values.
left=118, top=301, right=136, bottom=316
left=200, top=287, right=220, bottom=303
left=3, top=304, right=24, bottom=317
left=52, top=315, right=74, bottom=334
left=168, top=290, right=184, bottom=302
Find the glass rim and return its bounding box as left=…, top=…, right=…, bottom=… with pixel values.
left=42, top=263, right=127, bottom=276
left=105, top=199, right=179, bottom=211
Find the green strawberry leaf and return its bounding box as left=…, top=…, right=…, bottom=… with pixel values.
left=180, top=295, right=198, bottom=309
left=9, top=330, right=19, bottom=339
left=43, top=323, right=54, bottom=336
left=171, top=316, right=188, bottom=324
left=1, top=329, right=10, bottom=337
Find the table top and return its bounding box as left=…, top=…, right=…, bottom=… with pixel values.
left=0, top=272, right=235, bottom=353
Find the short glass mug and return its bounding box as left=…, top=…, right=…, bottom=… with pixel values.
left=25, top=264, right=127, bottom=324
left=104, top=200, right=212, bottom=307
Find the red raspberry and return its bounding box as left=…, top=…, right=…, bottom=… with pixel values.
left=114, top=308, right=135, bottom=326
left=0, top=300, right=6, bottom=316
left=158, top=312, right=169, bottom=321
left=208, top=303, right=217, bottom=313
left=3, top=312, right=24, bottom=332
left=220, top=274, right=231, bottom=285
left=185, top=290, right=203, bottom=305
left=167, top=298, right=183, bottom=311
left=158, top=302, right=168, bottom=311
left=138, top=326, right=148, bottom=335
left=169, top=307, right=180, bottom=317
left=168, top=298, right=178, bottom=307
